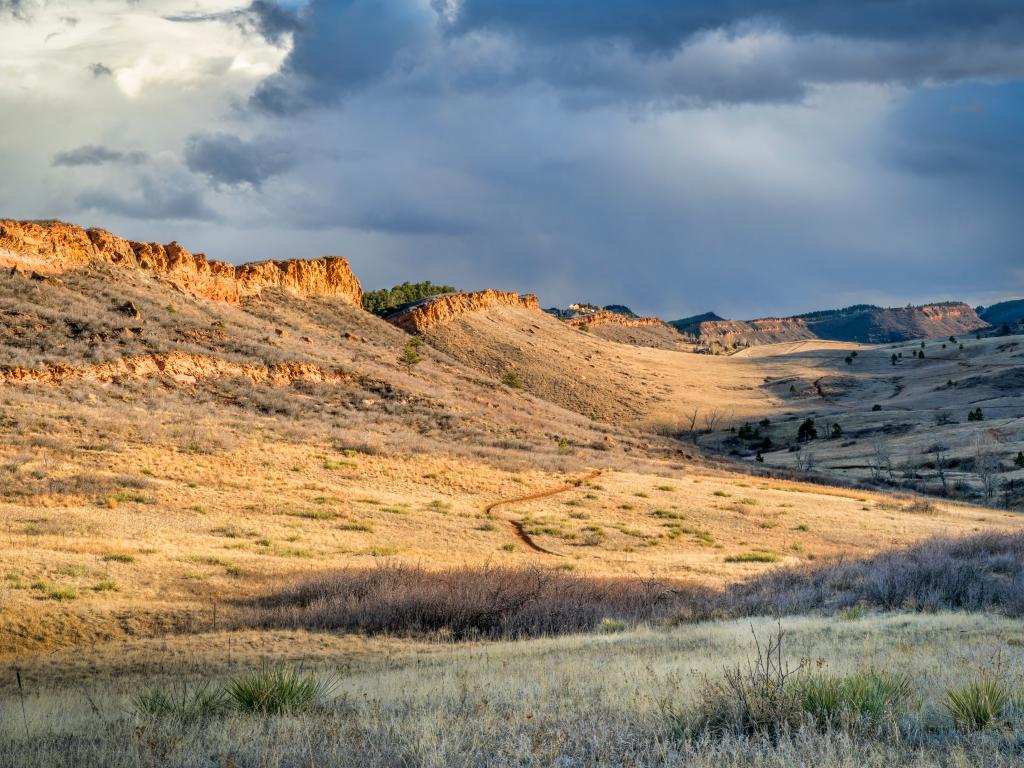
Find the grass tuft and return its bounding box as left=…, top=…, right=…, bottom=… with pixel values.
left=943, top=676, right=1012, bottom=731
left=227, top=667, right=336, bottom=715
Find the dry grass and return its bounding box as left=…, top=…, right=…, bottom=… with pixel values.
left=3, top=613, right=1024, bottom=767
left=239, top=563, right=707, bottom=639
left=2, top=264, right=1023, bottom=765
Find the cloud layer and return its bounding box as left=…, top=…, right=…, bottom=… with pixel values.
left=2, top=0, right=1022, bottom=317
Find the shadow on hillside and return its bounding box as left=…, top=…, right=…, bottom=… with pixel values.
left=237, top=533, right=1024, bottom=640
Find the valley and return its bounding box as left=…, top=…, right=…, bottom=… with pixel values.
left=1, top=220, right=1023, bottom=766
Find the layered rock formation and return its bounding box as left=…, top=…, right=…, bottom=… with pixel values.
left=386, top=290, right=540, bottom=333
left=676, top=303, right=989, bottom=347
left=681, top=317, right=816, bottom=347
left=0, top=219, right=362, bottom=306
left=0, top=351, right=355, bottom=386
left=566, top=311, right=670, bottom=330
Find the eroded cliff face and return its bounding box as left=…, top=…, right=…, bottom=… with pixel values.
left=565, top=311, right=668, bottom=330
left=685, top=303, right=988, bottom=347
left=690, top=318, right=815, bottom=347
left=0, top=352, right=355, bottom=386
left=386, top=290, right=540, bottom=333
left=0, top=220, right=362, bottom=306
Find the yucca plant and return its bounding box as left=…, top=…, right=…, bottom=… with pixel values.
left=799, top=670, right=912, bottom=727
left=227, top=666, right=336, bottom=715
left=134, top=682, right=230, bottom=720
left=943, top=677, right=1011, bottom=731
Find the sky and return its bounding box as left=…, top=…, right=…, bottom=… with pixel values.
left=1, top=0, right=1022, bottom=320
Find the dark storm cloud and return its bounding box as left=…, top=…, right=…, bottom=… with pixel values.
left=884, top=82, right=1024, bottom=183
left=446, top=0, right=1024, bottom=49
left=252, top=0, right=432, bottom=114
left=77, top=176, right=218, bottom=222
left=165, top=1, right=300, bottom=45
left=351, top=208, right=472, bottom=237
left=0, top=0, right=28, bottom=18
left=246, top=0, right=301, bottom=44
left=52, top=145, right=148, bottom=167
left=252, top=0, right=1024, bottom=115
left=184, top=132, right=296, bottom=188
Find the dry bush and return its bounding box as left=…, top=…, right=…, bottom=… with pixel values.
left=237, top=533, right=1024, bottom=642
left=239, top=564, right=713, bottom=640
left=724, top=532, right=1024, bottom=617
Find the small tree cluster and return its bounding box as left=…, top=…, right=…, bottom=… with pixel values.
left=398, top=337, right=424, bottom=367
left=797, top=419, right=818, bottom=442
left=363, top=281, right=457, bottom=316
left=967, top=407, right=985, bottom=422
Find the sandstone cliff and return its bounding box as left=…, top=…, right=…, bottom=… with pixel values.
left=0, top=219, right=362, bottom=306
left=565, top=311, right=668, bottom=330
left=386, top=290, right=540, bottom=333
left=677, top=303, right=988, bottom=347
left=683, top=317, right=816, bottom=347
left=0, top=352, right=355, bottom=387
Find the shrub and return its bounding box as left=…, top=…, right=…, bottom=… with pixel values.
left=725, top=551, right=779, bottom=563
left=943, top=676, right=1012, bottom=731
left=227, top=667, right=336, bottom=715
left=135, top=683, right=230, bottom=721
left=362, top=281, right=457, bottom=316
left=598, top=617, right=628, bottom=634
left=685, top=627, right=804, bottom=737
left=797, top=419, right=817, bottom=442
left=398, top=338, right=423, bottom=367
left=798, top=670, right=912, bottom=728
left=723, top=532, right=1024, bottom=617
left=838, top=604, right=865, bottom=621
left=240, top=564, right=708, bottom=640
left=501, top=370, right=524, bottom=389
left=101, top=553, right=135, bottom=563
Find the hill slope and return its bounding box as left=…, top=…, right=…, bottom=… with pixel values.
left=979, top=299, right=1024, bottom=327
left=676, top=302, right=987, bottom=349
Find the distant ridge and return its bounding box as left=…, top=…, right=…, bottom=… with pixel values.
left=671, top=302, right=988, bottom=349
left=978, top=299, right=1024, bottom=328
left=669, top=312, right=725, bottom=333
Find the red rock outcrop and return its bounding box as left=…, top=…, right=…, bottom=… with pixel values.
left=689, top=318, right=816, bottom=347
left=681, top=303, right=988, bottom=347
left=565, top=311, right=669, bottom=330
left=387, top=290, right=540, bottom=333
left=0, top=220, right=362, bottom=306
left=0, top=351, right=356, bottom=386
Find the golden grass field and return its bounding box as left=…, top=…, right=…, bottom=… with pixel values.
left=5, top=613, right=1024, bottom=766
left=2, top=261, right=1024, bottom=766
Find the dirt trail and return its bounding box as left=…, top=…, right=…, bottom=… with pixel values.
left=484, top=470, right=603, bottom=556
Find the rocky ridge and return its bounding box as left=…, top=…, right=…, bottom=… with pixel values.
left=386, top=290, right=540, bottom=333
left=0, top=219, right=362, bottom=306
left=678, top=303, right=988, bottom=347
left=566, top=311, right=672, bottom=331
left=0, top=351, right=357, bottom=387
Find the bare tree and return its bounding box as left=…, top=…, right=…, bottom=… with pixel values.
left=928, top=443, right=949, bottom=496
left=702, top=408, right=722, bottom=434
left=973, top=434, right=1001, bottom=504
left=794, top=448, right=816, bottom=473
left=869, top=438, right=894, bottom=483
left=684, top=407, right=700, bottom=444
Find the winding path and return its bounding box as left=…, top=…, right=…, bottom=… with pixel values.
left=484, top=469, right=603, bottom=556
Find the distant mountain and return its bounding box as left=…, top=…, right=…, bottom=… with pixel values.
left=978, top=299, right=1024, bottom=327
left=545, top=303, right=638, bottom=319
left=669, top=312, right=725, bottom=333
left=675, top=303, right=988, bottom=348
